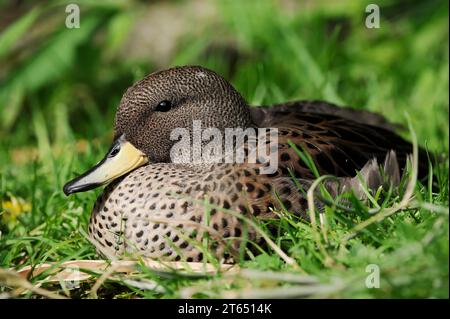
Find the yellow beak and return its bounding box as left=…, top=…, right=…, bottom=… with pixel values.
left=63, top=135, right=148, bottom=195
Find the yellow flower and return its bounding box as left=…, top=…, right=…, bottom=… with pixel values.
left=1, top=195, right=32, bottom=224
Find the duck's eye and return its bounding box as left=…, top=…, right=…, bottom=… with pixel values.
left=155, top=100, right=172, bottom=112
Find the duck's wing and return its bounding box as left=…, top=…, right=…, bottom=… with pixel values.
left=240, top=151, right=403, bottom=221
left=250, top=100, right=403, bottom=132
left=251, top=108, right=428, bottom=179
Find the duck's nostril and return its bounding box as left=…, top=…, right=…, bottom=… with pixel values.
left=109, top=147, right=120, bottom=157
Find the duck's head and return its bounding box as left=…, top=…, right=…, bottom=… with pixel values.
left=63, top=65, right=252, bottom=195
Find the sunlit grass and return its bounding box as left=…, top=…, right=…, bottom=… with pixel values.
left=0, top=0, right=448, bottom=298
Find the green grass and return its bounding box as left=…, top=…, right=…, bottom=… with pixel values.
left=0, top=0, right=448, bottom=298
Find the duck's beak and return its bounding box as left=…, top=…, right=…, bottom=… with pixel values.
left=63, top=135, right=148, bottom=196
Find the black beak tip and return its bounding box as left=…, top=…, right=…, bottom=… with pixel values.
left=62, top=180, right=102, bottom=196
left=63, top=183, right=74, bottom=196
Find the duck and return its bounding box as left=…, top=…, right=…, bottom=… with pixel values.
left=63, top=65, right=428, bottom=262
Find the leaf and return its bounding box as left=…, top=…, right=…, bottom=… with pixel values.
left=0, top=7, right=41, bottom=59
left=104, top=11, right=135, bottom=57
left=14, top=259, right=238, bottom=284
left=0, top=14, right=103, bottom=130
left=0, top=268, right=67, bottom=299
left=0, top=85, right=24, bottom=131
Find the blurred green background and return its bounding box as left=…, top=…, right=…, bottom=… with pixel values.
left=0, top=0, right=448, bottom=298
left=0, top=0, right=448, bottom=151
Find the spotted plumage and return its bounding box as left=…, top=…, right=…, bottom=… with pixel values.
left=65, top=65, right=430, bottom=262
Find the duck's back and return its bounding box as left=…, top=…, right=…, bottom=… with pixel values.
left=250, top=100, right=428, bottom=179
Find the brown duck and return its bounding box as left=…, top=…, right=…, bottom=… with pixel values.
left=63, top=65, right=428, bottom=262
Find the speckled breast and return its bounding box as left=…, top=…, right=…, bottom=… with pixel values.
left=87, top=163, right=261, bottom=262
